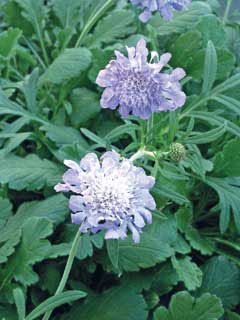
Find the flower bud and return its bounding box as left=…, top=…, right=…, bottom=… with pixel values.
left=169, top=143, right=186, bottom=162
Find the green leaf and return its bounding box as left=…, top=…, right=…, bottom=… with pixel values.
left=154, top=291, right=224, bottom=320
left=226, top=311, right=240, bottom=320
left=0, top=154, right=63, bottom=191
left=171, top=256, right=202, bottom=291
left=86, top=10, right=135, bottom=47
left=206, top=177, right=240, bottom=233
left=176, top=207, right=193, bottom=233
left=21, top=68, right=39, bottom=114
left=0, top=230, right=21, bottom=264
left=14, top=0, right=46, bottom=29
left=198, top=256, right=240, bottom=308
left=65, top=286, right=148, bottom=320
left=52, top=0, right=82, bottom=27
left=185, top=228, right=214, bottom=256
left=214, top=139, right=240, bottom=176
left=0, top=28, right=22, bottom=58
left=1, top=218, right=53, bottom=286
left=0, top=197, right=12, bottom=229
left=40, top=48, right=92, bottom=84
left=183, top=123, right=226, bottom=144
left=106, top=239, right=119, bottom=269
left=150, top=2, right=211, bottom=35
left=213, top=95, right=240, bottom=117
left=0, top=194, right=68, bottom=243
left=25, top=290, right=87, bottom=320
left=118, top=215, right=175, bottom=272
left=202, top=41, right=217, bottom=94
left=13, top=288, right=26, bottom=320
left=196, top=14, right=227, bottom=48
left=153, top=180, right=189, bottom=205
left=70, top=88, right=100, bottom=126
left=41, top=124, right=88, bottom=148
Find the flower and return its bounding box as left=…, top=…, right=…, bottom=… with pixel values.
left=96, top=39, right=186, bottom=120
left=130, top=0, right=192, bottom=22
left=55, top=151, right=156, bottom=243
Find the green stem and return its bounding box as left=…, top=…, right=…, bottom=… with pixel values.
left=42, top=230, right=81, bottom=320
left=75, top=0, right=114, bottom=47
left=35, top=22, right=49, bottom=66
left=223, top=0, right=233, bottom=25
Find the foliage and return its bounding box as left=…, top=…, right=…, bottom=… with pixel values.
left=0, top=0, right=240, bottom=319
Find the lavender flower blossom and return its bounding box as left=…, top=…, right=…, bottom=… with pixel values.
left=96, top=39, right=186, bottom=120
left=130, top=0, right=192, bottom=22
left=55, top=151, right=156, bottom=243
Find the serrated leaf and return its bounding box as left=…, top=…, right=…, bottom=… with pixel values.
left=171, top=256, right=202, bottom=291
left=86, top=10, right=135, bottom=47
left=206, top=177, right=240, bottom=233
left=0, top=197, right=12, bottom=229
left=52, top=0, right=82, bottom=27
left=15, top=0, right=46, bottom=27
left=0, top=230, right=21, bottom=264
left=40, top=48, right=92, bottom=84
left=202, top=41, right=217, bottom=94
left=0, top=28, right=22, bottom=58
left=198, top=256, right=240, bottom=308
left=118, top=215, right=175, bottom=272
left=1, top=218, right=53, bottom=286
left=0, top=154, right=63, bottom=191
left=65, top=286, right=148, bottom=320
left=214, top=139, right=240, bottom=176
left=154, top=291, right=224, bottom=320
left=0, top=194, right=68, bottom=243
left=196, top=14, right=227, bottom=48
left=185, top=228, right=214, bottom=255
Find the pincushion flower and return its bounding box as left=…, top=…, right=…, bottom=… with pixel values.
left=130, top=0, right=192, bottom=22
left=96, top=39, right=186, bottom=120
left=55, top=151, right=156, bottom=243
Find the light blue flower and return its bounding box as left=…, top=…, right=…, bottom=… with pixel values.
left=55, top=151, right=156, bottom=243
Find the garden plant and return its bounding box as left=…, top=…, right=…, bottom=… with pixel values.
left=0, top=0, right=240, bottom=319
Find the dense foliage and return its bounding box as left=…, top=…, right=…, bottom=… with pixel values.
left=0, top=0, right=240, bottom=319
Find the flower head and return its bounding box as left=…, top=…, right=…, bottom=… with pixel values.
left=55, top=151, right=156, bottom=243
left=96, top=39, right=186, bottom=120
left=130, top=0, right=192, bottom=22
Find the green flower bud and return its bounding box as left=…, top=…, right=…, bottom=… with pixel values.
left=169, top=143, right=186, bottom=162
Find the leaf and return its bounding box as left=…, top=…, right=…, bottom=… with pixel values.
left=41, top=124, right=88, bottom=148
left=196, top=14, right=227, bottom=48
left=0, top=197, right=12, bottom=229
left=70, top=88, right=100, bottom=126
left=226, top=311, right=240, bottom=320
left=65, top=286, right=148, bottom=320
left=0, top=194, right=68, bottom=243
left=86, top=10, right=135, bottom=47
left=0, top=154, right=63, bottom=191
left=151, top=263, right=179, bottom=295
left=154, top=291, right=224, bottom=320
left=153, top=180, right=189, bottom=205
left=206, top=177, right=240, bottom=233
left=106, top=239, right=119, bottom=269
left=214, top=139, right=240, bottom=176
left=1, top=218, right=53, bottom=286
left=13, top=288, right=26, bottom=320
left=14, top=0, right=46, bottom=29
left=0, top=230, right=21, bottom=264
left=150, top=2, right=211, bottom=35
left=202, top=41, right=217, bottom=95
left=213, top=94, right=240, bottom=117
left=40, top=48, right=92, bottom=84
left=21, top=68, right=39, bottom=114
left=171, top=256, right=202, bottom=291
left=52, top=0, right=82, bottom=27
left=183, top=123, right=226, bottom=144
left=117, top=215, right=175, bottom=272
left=198, top=256, right=240, bottom=308
left=0, top=28, right=22, bottom=59
left=25, top=290, right=87, bottom=320
left=185, top=228, right=214, bottom=256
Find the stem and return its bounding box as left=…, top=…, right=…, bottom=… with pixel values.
left=23, top=36, right=47, bottom=70
left=75, top=0, right=114, bottom=47
left=223, top=0, right=232, bottom=25
left=42, top=230, right=81, bottom=320
left=35, top=22, right=49, bottom=66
